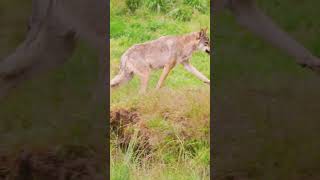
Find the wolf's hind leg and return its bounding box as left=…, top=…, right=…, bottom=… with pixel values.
left=126, top=60, right=151, bottom=93
left=156, top=64, right=173, bottom=89
left=137, top=71, right=150, bottom=94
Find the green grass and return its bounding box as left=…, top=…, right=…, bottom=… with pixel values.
left=110, top=92, right=210, bottom=180
left=110, top=0, right=210, bottom=179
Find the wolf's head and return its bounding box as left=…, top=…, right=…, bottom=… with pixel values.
left=197, top=28, right=210, bottom=55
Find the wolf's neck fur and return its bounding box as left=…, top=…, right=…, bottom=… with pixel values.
left=178, top=32, right=199, bottom=58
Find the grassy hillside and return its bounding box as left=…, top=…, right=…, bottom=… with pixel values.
left=214, top=1, right=320, bottom=179
left=110, top=0, right=210, bottom=179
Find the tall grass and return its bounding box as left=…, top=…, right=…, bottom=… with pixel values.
left=111, top=90, right=210, bottom=180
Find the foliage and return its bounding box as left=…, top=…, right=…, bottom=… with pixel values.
left=125, top=0, right=142, bottom=13
left=145, top=0, right=174, bottom=13
left=168, top=5, right=193, bottom=22
left=113, top=0, right=209, bottom=21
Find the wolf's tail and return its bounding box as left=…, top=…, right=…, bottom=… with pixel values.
left=110, top=68, right=133, bottom=88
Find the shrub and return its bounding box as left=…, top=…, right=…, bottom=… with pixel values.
left=168, top=5, right=193, bottom=21
left=145, top=0, right=173, bottom=13
left=183, top=0, right=208, bottom=13
left=126, top=0, right=142, bottom=13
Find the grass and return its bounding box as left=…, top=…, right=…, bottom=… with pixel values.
left=110, top=123, right=209, bottom=180
left=110, top=89, right=210, bottom=180
left=110, top=0, right=210, bottom=179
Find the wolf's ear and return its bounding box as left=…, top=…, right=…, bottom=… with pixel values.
left=198, top=28, right=204, bottom=39
left=197, top=31, right=202, bottom=39
left=199, top=27, right=208, bottom=37
left=200, top=27, right=208, bottom=35
left=203, top=27, right=208, bottom=33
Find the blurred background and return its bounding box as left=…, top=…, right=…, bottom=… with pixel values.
left=0, top=0, right=106, bottom=178
left=214, top=1, right=320, bottom=179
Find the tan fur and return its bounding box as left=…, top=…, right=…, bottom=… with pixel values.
left=111, top=29, right=211, bottom=93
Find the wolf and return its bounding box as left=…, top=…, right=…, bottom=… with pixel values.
left=110, top=28, right=211, bottom=93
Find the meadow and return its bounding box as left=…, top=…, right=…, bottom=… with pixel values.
left=110, top=0, right=210, bottom=179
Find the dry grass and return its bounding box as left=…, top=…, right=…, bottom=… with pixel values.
left=110, top=87, right=210, bottom=180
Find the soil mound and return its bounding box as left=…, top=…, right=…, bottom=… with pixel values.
left=110, top=108, right=152, bottom=153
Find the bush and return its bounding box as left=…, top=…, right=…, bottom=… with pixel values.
left=145, top=0, right=174, bottom=13
left=168, top=5, right=193, bottom=21
left=126, top=0, right=142, bottom=13
left=183, top=0, right=208, bottom=13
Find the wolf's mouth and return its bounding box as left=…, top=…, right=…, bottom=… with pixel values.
left=205, top=50, right=210, bottom=54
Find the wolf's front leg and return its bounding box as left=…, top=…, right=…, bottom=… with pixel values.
left=183, top=62, right=210, bottom=84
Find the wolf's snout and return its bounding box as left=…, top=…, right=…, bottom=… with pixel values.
left=205, top=49, right=210, bottom=54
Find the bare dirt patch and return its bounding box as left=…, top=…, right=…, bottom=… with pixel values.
left=110, top=108, right=152, bottom=154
